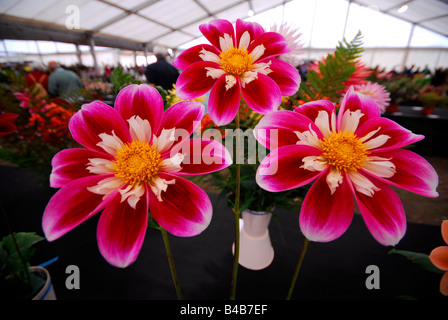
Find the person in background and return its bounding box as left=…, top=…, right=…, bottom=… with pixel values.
left=145, top=45, right=179, bottom=91
left=47, top=61, right=83, bottom=97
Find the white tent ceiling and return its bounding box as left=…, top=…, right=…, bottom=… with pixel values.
left=1, top=0, right=447, bottom=53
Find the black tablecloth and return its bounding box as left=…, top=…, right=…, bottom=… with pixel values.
left=385, top=106, right=448, bottom=158
left=1, top=164, right=446, bottom=302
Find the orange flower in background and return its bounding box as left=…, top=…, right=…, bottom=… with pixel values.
left=28, top=102, right=75, bottom=145
left=429, top=220, right=448, bottom=296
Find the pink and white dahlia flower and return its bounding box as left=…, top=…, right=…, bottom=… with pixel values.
left=174, top=19, right=301, bottom=126
left=353, top=81, right=390, bottom=113
left=269, top=23, right=304, bottom=67
left=42, top=84, right=232, bottom=267
left=254, top=86, right=438, bottom=246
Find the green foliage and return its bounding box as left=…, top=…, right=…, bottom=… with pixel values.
left=0, top=232, right=46, bottom=299
left=421, top=91, right=448, bottom=108
left=389, top=249, right=444, bottom=274
left=154, top=85, right=169, bottom=109
left=0, top=68, right=27, bottom=92
left=380, top=76, right=430, bottom=105
left=297, top=31, right=364, bottom=103
left=110, top=66, right=140, bottom=94
left=0, top=232, right=44, bottom=283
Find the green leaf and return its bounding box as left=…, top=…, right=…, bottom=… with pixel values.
left=389, top=249, right=445, bottom=274
left=147, top=212, right=161, bottom=230
left=0, top=232, right=44, bottom=283
left=110, top=66, right=139, bottom=94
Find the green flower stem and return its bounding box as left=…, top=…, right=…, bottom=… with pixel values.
left=286, top=238, right=309, bottom=300
left=160, top=227, right=183, bottom=300
left=230, top=112, right=241, bottom=300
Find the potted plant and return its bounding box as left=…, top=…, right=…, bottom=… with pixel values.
left=420, top=84, right=448, bottom=115
left=0, top=232, right=56, bottom=300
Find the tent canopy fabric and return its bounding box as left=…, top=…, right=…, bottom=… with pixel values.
left=1, top=0, right=447, bottom=53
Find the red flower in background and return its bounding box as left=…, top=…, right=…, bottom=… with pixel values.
left=28, top=102, right=75, bottom=145
left=0, top=113, right=19, bottom=138
left=13, top=89, right=75, bottom=145
left=344, top=60, right=371, bottom=88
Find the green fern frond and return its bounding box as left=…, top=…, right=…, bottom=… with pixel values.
left=296, top=30, right=365, bottom=103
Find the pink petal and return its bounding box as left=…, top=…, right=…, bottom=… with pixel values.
left=338, top=86, right=381, bottom=130
left=50, top=148, right=113, bottom=188
left=241, top=73, right=282, bottom=115
left=253, top=110, right=319, bottom=150
left=294, top=99, right=336, bottom=122
left=356, top=117, right=424, bottom=153
left=248, top=32, right=290, bottom=62
left=353, top=175, right=406, bottom=246
left=267, top=59, right=301, bottom=96
left=159, top=100, right=204, bottom=151
left=175, top=61, right=219, bottom=100
left=256, top=144, right=323, bottom=192
left=199, top=19, right=235, bottom=51
left=299, top=171, right=354, bottom=242
left=173, top=44, right=220, bottom=70
left=69, top=101, right=131, bottom=152
left=148, top=173, right=212, bottom=237
left=208, top=74, right=241, bottom=126
left=114, top=84, right=163, bottom=134
left=366, top=149, right=439, bottom=198
left=235, top=19, right=265, bottom=46
left=171, top=138, right=233, bottom=176
left=42, top=175, right=113, bottom=241
left=97, top=190, right=148, bottom=268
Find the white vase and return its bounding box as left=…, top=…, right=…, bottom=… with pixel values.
left=30, top=266, right=57, bottom=300
left=233, top=209, right=274, bottom=270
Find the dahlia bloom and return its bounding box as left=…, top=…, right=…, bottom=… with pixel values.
left=353, top=81, right=390, bottom=113
left=254, top=86, right=438, bottom=246
left=268, top=23, right=304, bottom=67
left=42, top=84, right=232, bottom=267
left=174, top=19, right=301, bottom=126
left=429, top=220, right=448, bottom=295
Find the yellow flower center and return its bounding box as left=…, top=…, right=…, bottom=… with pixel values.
left=114, top=140, right=161, bottom=185
left=220, top=48, right=253, bottom=76
left=321, top=131, right=369, bottom=172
